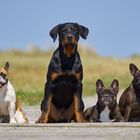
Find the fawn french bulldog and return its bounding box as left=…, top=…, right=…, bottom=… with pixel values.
left=84, top=79, right=123, bottom=122
left=119, top=63, right=140, bottom=122
left=0, top=62, right=29, bottom=123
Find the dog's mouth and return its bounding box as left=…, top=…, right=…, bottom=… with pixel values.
left=0, top=83, right=5, bottom=88
left=0, top=82, right=7, bottom=88
left=63, top=43, right=76, bottom=57
left=65, top=43, right=76, bottom=48
left=0, top=79, right=8, bottom=88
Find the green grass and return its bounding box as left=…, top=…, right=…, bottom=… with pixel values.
left=0, top=46, right=140, bottom=105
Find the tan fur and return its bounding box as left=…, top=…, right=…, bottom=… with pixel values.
left=0, top=68, right=8, bottom=75
left=48, top=102, right=75, bottom=122
left=51, top=72, right=61, bottom=81
left=36, top=95, right=52, bottom=123
left=74, top=95, right=86, bottom=123
left=61, top=37, right=77, bottom=57
left=15, top=97, right=29, bottom=123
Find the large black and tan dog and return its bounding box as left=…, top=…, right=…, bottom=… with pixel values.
left=36, top=23, right=89, bottom=123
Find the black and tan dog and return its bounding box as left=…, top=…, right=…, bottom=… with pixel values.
left=84, top=79, right=123, bottom=122
left=119, top=63, right=140, bottom=122
left=36, top=23, right=89, bottom=123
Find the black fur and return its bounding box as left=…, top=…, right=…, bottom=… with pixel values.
left=38, top=23, right=89, bottom=123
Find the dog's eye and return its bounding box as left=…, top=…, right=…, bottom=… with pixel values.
left=61, top=28, right=67, bottom=33
left=0, top=73, right=6, bottom=78
left=73, top=28, right=77, bottom=32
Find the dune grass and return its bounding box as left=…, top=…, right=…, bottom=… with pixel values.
left=0, top=47, right=140, bottom=105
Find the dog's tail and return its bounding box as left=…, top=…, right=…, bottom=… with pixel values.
left=15, top=97, right=29, bottom=123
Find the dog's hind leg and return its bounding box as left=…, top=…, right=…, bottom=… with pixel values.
left=8, top=101, right=16, bottom=123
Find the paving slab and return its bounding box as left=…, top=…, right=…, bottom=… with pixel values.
left=0, top=96, right=140, bottom=140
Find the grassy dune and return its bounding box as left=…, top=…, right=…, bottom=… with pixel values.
left=0, top=46, right=140, bottom=105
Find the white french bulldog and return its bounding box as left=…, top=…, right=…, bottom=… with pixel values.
left=0, top=62, right=29, bottom=123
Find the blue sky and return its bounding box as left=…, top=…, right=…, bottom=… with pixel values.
left=0, top=0, right=140, bottom=58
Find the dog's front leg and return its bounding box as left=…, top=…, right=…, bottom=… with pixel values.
left=123, top=106, right=132, bottom=122
left=8, top=101, right=16, bottom=123
left=113, top=106, right=124, bottom=122
left=74, top=83, right=85, bottom=123
left=36, top=83, right=53, bottom=123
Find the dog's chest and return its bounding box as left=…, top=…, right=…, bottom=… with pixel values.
left=0, top=101, right=9, bottom=115
left=0, top=85, right=9, bottom=115
left=99, top=106, right=112, bottom=122
left=0, top=85, right=7, bottom=101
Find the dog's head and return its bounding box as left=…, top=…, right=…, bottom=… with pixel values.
left=0, top=62, right=9, bottom=88
left=50, top=22, right=89, bottom=57
left=96, top=79, right=119, bottom=109
left=130, top=63, right=140, bottom=89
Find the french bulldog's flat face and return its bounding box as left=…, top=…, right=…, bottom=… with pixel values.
left=0, top=62, right=9, bottom=88
left=96, top=79, right=119, bottom=110
left=130, top=63, right=140, bottom=89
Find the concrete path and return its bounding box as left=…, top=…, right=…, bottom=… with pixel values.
left=1, top=96, right=140, bottom=140
left=1, top=123, right=140, bottom=140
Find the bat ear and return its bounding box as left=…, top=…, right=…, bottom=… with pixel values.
left=129, top=63, right=139, bottom=76
left=110, top=79, right=119, bottom=95
left=4, top=61, right=10, bottom=71
left=49, top=24, right=62, bottom=42
left=96, top=79, right=105, bottom=94
left=75, top=23, right=89, bottom=39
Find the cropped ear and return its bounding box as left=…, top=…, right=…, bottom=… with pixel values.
left=110, top=79, right=119, bottom=94
left=76, top=23, right=89, bottom=39
left=49, top=24, right=62, bottom=42
left=96, top=79, right=105, bottom=93
left=4, top=61, right=10, bottom=71
left=129, top=63, right=139, bottom=76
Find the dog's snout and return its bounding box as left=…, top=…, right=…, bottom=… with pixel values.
left=67, top=35, right=73, bottom=41
left=104, top=94, right=109, bottom=98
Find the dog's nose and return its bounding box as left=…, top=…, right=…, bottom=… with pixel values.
left=67, top=35, right=73, bottom=42
left=104, top=100, right=109, bottom=105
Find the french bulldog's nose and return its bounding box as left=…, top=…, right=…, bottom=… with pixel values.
left=104, top=100, right=109, bottom=105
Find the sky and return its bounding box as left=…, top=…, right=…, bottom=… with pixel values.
left=0, top=0, right=140, bottom=58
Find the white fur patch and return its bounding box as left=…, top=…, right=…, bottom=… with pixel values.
left=99, top=106, right=112, bottom=122
left=15, top=111, right=28, bottom=123
left=0, top=81, right=29, bottom=123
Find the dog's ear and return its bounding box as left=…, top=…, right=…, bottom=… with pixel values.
left=110, top=79, right=119, bottom=95
left=76, top=23, right=89, bottom=39
left=96, top=79, right=105, bottom=93
left=129, top=63, right=139, bottom=76
left=4, top=61, right=10, bottom=71
left=49, top=24, right=62, bottom=42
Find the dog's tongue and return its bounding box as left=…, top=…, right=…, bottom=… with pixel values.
left=0, top=84, right=2, bottom=87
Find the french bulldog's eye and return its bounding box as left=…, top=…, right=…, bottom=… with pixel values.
left=0, top=73, right=6, bottom=78
left=99, top=94, right=104, bottom=97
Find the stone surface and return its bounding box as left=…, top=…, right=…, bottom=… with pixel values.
left=1, top=96, right=140, bottom=140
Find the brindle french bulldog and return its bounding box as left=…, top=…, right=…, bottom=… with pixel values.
left=84, top=79, right=123, bottom=122
left=119, top=63, right=140, bottom=122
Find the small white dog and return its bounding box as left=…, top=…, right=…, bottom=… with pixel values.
left=0, top=62, right=29, bottom=123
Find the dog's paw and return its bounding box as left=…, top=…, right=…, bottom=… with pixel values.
left=77, top=118, right=86, bottom=123
left=35, top=112, right=49, bottom=123
left=10, top=118, right=17, bottom=124
left=36, top=117, right=48, bottom=123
